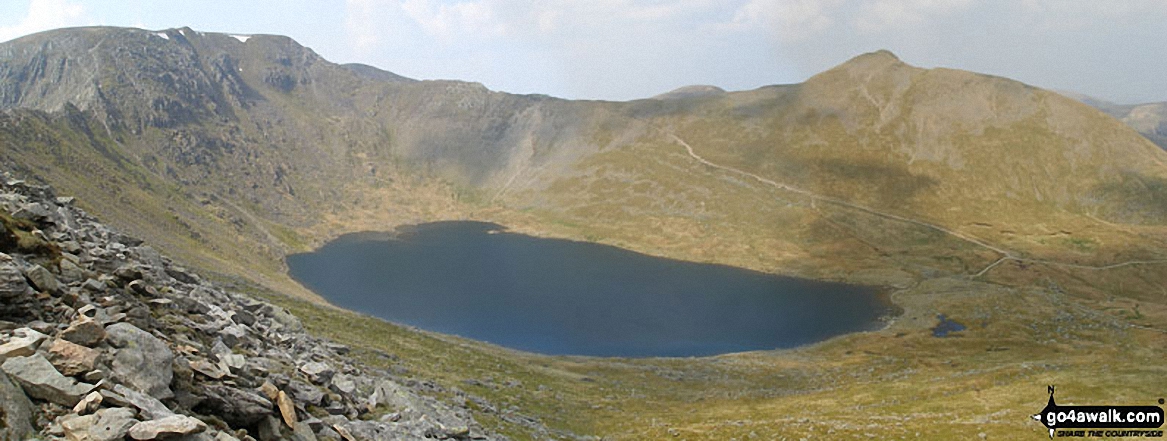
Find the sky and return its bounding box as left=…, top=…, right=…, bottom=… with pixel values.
left=1, top=0, right=1165, bottom=103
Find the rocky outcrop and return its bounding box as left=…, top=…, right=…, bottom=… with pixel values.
left=0, top=173, right=511, bottom=440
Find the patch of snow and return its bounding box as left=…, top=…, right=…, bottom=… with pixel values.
left=178, top=29, right=186, bottom=36
left=155, top=32, right=169, bottom=40
left=230, top=35, right=251, bottom=43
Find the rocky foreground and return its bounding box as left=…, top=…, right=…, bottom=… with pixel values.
left=0, top=172, right=515, bottom=440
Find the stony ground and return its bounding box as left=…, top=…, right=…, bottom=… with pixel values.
left=0, top=173, right=548, bottom=440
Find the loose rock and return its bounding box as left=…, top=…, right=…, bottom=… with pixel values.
left=299, top=361, right=334, bottom=385
left=128, top=414, right=208, bottom=440
left=0, top=327, right=47, bottom=362
left=278, top=390, right=298, bottom=428
left=48, top=338, right=101, bottom=376
left=0, top=369, right=35, bottom=440
left=73, top=390, right=104, bottom=415
left=112, top=383, right=174, bottom=420
left=24, top=263, right=60, bottom=294
left=62, top=314, right=106, bottom=347
left=88, top=407, right=139, bottom=441
left=0, top=354, right=96, bottom=406
left=105, top=322, right=175, bottom=399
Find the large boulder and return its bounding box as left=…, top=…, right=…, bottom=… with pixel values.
left=105, top=322, right=175, bottom=399
left=0, top=354, right=96, bottom=406
left=0, top=370, right=35, bottom=440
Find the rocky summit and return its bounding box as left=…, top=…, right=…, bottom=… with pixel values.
left=0, top=173, right=529, bottom=440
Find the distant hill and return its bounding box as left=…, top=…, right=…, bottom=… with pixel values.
left=650, top=85, right=726, bottom=100
left=1063, top=91, right=1167, bottom=150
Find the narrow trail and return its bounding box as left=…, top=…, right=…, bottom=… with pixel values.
left=667, top=133, right=1167, bottom=277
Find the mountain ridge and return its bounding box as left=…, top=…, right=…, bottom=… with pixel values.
left=1, top=26, right=1165, bottom=287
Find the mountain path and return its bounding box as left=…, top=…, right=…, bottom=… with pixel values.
left=216, top=196, right=286, bottom=253
left=666, top=133, right=1167, bottom=277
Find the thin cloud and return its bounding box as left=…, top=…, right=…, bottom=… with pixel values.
left=0, top=0, right=92, bottom=43
left=723, top=0, right=841, bottom=42
left=854, top=0, right=974, bottom=33
left=344, top=0, right=389, bottom=53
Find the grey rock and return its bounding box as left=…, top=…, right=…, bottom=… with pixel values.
left=0, top=354, right=96, bottom=406
left=290, top=422, right=318, bottom=441
left=302, top=416, right=324, bottom=432
left=261, top=304, right=303, bottom=333
left=128, top=414, right=207, bottom=440
left=82, top=278, right=107, bottom=293
left=315, top=426, right=342, bottom=441
left=219, top=324, right=248, bottom=348
left=13, top=202, right=53, bottom=222
left=106, top=322, right=175, bottom=399
left=257, top=416, right=283, bottom=441
left=189, top=358, right=228, bottom=380
left=299, top=361, right=334, bottom=385
left=59, top=258, right=86, bottom=283
left=219, top=353, right=246, bottom=373
left=98, top=388, right=133, bottom=407
left=230, top=310, right=256, bottom=327
left=0, top=370, right=35, bottom=440
left=339, top=421, right=394, bottom=441
left=24, top=264, right=61, bottom=294
left=209, top=430, right=242, bottom=441
left=324, top=343, right=350, bottom=355
left=165, top=266, right=199, bottom=284
left=0, top=327, right=48, bottom=362
left=88, top=407, right=139, bottom=441
left=61, top=413, right=100, bottom=441
left=0, top=255, right=37, bottom=320
left=329, top=374, right=356, bottom=396
left=193, top=384, right=273, bottom=427
left=127, top=280, right=157, bottom=297
left=73, top=390, right=104, bottom=415
left=84, top=369, right=105, bottom=383
left=288, top=380, right=324, bottom=406
left=113, top=264, right=145, bottom=281
left=62, top=314, right=106, bottom=347
left=112, top=383, right=175, bottom=420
